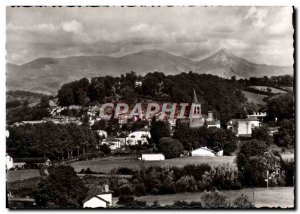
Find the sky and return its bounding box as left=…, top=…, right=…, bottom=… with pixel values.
left=6, top=6, right=294, bottom=66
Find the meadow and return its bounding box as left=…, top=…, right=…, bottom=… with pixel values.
left=241, top=90, right=267, bottom=105
left=123, top=187, right=294, bottom=208
left=70, top=154, right=294, bottom=173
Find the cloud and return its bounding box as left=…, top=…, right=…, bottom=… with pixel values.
left=61, top=20, right=83, bottom=34
left=244, top=6, right=268, bottom=28
left=6, top=7, right=293, bottom=66
left=268, top=7, right=293, bottom=35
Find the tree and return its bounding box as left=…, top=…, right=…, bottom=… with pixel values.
left=158, top=137, right=183, bottom=159
left=236, top=140, right=284, bottom=187
left=274, top=119, right=294, bottom=147
left=173, top=125, right=199, bottom=151
left=150, top=120, right=170, bottom=145
left=91, top=120, right=106, bottom=130
left=252, top=126, right=272, bottom=145
left=266, top=93, right=294, bottom=122
left=100, top=144, right=111, bottom=155
left=57, top=85, right=75, bottom=106
left=34, top=165, right=88, bottom=208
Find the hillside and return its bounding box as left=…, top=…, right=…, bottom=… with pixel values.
left=6, top=49, right=293, bottom=94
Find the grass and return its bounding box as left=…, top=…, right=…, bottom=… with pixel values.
left=6, top=169, right=41, bottom=182
left=241, top=90, right=267, bottom=105
left=70, top=152, right=294, bottom=173
left=249, top=86, right=287, bottom=94
left=124, top=187, right=294, bottom=208
left=71, top=156, right=237, bottom=173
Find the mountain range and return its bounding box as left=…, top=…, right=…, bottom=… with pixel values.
left=6, top=48, right=293, bottom=94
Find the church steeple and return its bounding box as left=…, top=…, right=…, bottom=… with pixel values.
left=190, top=89, right=201, bottom=116
left=193, top=89, right=199, bottom=104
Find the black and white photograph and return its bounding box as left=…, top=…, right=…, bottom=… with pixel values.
left=5, top=5, right=295, bottom=209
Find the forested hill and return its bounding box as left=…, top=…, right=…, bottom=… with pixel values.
left=56, top=72, right=293, bottom=125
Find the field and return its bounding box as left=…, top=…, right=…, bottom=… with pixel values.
left=71, top=156, right=236, bottom=173
left=6, top=169, right=41, bottom=182
left=241, top=90, right=267, bottom=105
left=120, top=187, right=294, bottom=208
left=70, top=154, right=294, bottom=173
left=281, top=86, right=293, bottom=92
left=249, top=86, right=287, bottom=94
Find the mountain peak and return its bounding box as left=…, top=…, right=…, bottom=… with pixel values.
left=218, top=47, right=230, bottom=55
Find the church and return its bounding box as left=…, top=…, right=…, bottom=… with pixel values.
left=176, top=89, right=205, bottom=128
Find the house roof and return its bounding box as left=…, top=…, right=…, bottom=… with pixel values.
left=83, top=192, right=113, bottom=204
left=192, top=89, right=200, bottom=104
left=104, top=138, right=120, bottom=142
left=227, top=118, right=259, bottom=125
left=206, top=120, right=220, bottom=126
left=135, top=127, right=150, bottom=132
left=193, top=147, right=214, bottom=153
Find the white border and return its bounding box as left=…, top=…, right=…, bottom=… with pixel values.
left=0, top=1, right=298, bottom=214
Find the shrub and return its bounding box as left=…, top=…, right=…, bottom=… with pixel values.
left=201, top=191, right=229, bottom=208
left=117, top=196, right=146, bottom=208
left=158, top=137, right=183, bottom=159
left=99, top=144, right=111, bottom=155
left=233, top=193, right=254, bottom=208
left=175, top=175, right=198, bottom=193
left=116, top=167, right=136, bottom=175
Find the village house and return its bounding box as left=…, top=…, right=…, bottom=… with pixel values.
left=6, top=154, right=14, bottom=171
left=247, top=112, right=267, bottom=122
left=205, top=111, right=221, bottom=128
left=13, top=157, right=51, bottom=169
left=83, top=185, right=113, bottom=208
left=101, top=138, right=121, bottom=150
left=13, top=120, right=46, bottom=126
left=127, top=127, right=151, bottom=146
left=227, top=118, right=261, bottom=137
left=139, top=153, right=165, bottom=161
left=191, top=147, right=223, bottom=157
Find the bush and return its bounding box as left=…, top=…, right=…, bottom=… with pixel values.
left=117, top=195, right=146, bottom=208
left=252, top=126, right=272, bottom=145
left=116, top=167, right=136, bottom=175
left=175, top=175, right=198, bottom=193
left=99, top=144, right=111, bottom=155
left=233, top=194, right=254, bottom=208
left=201, top=191, right=229, bottom=208
left=172, top=201, right=202, bottom=208
left=158, top=137, right=183, bottom=159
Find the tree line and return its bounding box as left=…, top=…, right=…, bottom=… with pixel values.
left=7, top=122, right=97, bottom=160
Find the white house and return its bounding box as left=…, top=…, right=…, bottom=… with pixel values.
left=127, top=128, right=151, bottom=146
left=6, top=154, right=14, bottom=171
left=83, top=186, right=113, bottom=208
left=139, top=153, right=165, bottom=161
left=95, top=130, right=108, bottom=139
left=191, top=147, right=215, bottom=157
left=227, top=118, right=261, bottom=137
left=102, top=138, right=121, bottom=150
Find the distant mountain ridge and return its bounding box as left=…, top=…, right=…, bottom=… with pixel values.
left=6, top=48, right=293, bottom=94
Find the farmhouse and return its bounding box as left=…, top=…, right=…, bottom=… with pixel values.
left=102, top=138, right=121, bottom=150
left=205, top=111, right=221, bottom=128
left=139, top=153, right=165, bottom=161
left=191, top=147, right=223, bottom=157
left=83, top=185, right=113, bottom=208
left=127, top=127, right=151, bottom=145
left=95, top=130, right=108, bottom=139
left=13, top=157, right=51, bottom=169
left=6, top=154, right=14, bottom=171
left=227, top=118, right=261, bottom=136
